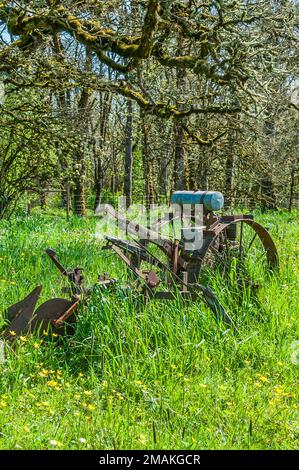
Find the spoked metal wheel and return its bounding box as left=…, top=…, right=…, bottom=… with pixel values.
left=199, top=218, right=278, bottom=288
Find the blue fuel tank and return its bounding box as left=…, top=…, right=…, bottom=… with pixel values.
left=171, top=190, right=224, bottom=211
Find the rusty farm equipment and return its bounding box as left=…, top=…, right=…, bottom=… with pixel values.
left=0, top=190, right=279, bottom=341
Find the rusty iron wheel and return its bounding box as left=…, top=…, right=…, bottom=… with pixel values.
left=198, top=218, right=278, bottom=287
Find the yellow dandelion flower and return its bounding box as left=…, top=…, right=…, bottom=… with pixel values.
left=33, top=342, right=40, bottom=349
left=87, top=404, right=96, bottom=411
left=259, top=376, right=269, bottom=383
left=138, top=434, right=147, bottom=445
left=52, top=333, right=58, bottom=337
left=269, top=398, right=279, bottom=406
left=274, top=385, right=284, bottom=395
left=47, top=380, right=59, bottom=388
left=254, top=382, right=262, bottom=388
left=9, top=330, right=16, bottom=336
left=84, top=390, right=92, bottom=396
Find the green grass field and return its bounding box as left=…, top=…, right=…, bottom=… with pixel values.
left=0, top=211, right=298, bottom=450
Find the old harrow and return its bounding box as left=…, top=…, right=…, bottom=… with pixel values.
left=1, top=190, right=279, bottom=341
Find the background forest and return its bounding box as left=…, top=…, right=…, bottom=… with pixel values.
left=0, top=0, right=298, bottom=217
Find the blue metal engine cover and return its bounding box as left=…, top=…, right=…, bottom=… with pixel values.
left=171, top=190, right=224, bottom=211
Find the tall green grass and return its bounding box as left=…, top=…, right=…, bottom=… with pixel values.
left=0, top=210, right=298, bottom=449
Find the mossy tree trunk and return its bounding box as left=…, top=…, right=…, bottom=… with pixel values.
left=124, top=98, right=133, bottom=208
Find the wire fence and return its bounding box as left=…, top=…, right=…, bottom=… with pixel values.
left=24, top=188, right=299, bottom=219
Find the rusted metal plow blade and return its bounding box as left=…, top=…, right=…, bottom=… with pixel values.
left=1, top=286, right=80, bottom=342
left=30, top=298, right=79, bottom=333
left=4, top=285, right=42, bottom=323
left=3, top=286, right=42, bottom=341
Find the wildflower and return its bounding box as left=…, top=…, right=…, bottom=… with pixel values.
left=138, top=434, right=147, bottom=445
left=87, top=404, right=96, bottom=411
left=49, top=439, right=62, bottom=447
left=74, top=411, right=80, bottom=417
left=259, top=376, right=269, bottom=383
left=219, top=385, right=227, bottom=391
left=42, top=330, right=48, bottom=336
left=47, top=380, right=59, bottom=388
left=52, top=333, right=58, bottom=338
left=84, top=390, right=92, bottom=396
left=198, top=383, right=207, bottom=388
left=20, top=336, right=27, bottom=342
left=33, top=342, right=40, bottom=349
left=9, top=330, right=16, bottom=336
left=79, top=437, right=86, bottom=443
left=24, top=426, right=30, bottom=433
left=269, top=399, right=279, bottom=406
left=254, top=382, right=262, bottom=388
left=134, top=380, right=143, bottom=385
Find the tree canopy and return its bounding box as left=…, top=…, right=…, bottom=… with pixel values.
left=0, top=1, right=298, bottom=215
